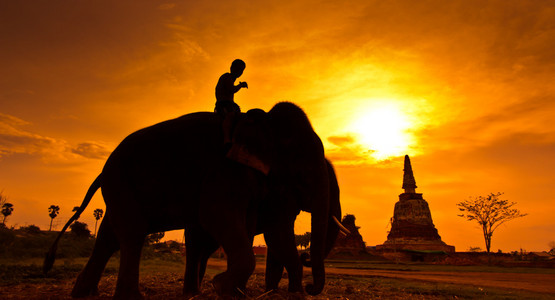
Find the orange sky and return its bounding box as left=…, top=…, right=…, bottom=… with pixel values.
left=1, top=0, right=554, bottom=252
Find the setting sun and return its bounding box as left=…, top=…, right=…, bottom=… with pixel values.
left=349, top=102, right=414, bottom=160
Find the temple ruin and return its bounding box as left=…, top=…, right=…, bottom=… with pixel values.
left=376, top=155, right=455, bottom=252
left=330, top=214, right=367, bottom=257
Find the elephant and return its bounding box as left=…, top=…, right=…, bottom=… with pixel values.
left=43, top=102, right=346, bottom=299
left=183, top=157, right=347, bottom=297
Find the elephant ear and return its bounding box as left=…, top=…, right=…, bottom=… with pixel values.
left=226, top=144, right=270, bottom=175
left=226, top=109, right=271, bottom=175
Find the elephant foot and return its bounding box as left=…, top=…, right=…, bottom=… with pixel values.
left=113, top=289, right=144, bottom=300
left=287, top=279, right=304, bottom=294
left=183, top=288, right=200, bottom=300
left=288, top=291, right=306, bottom=300
left=212, top=273, right=244, bottom=298
left=71, top=285, right=98, bottom=298
left=71, top=274, right=99, bottom=298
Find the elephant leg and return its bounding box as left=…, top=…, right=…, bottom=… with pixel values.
left=183, top=227, right=219, bottom=297
left=72, top=217, right=119, bottom=297
left=113, top=233, right=146, bottom=300
left=198, top=241, right=219, bottom=284
left=264, top=247, right=285, bottom=291
left=204, top=218, right=255, bottom=297
left=264, top=222, right=303, bottom=293
left=214, top=234, right=255, bottom=296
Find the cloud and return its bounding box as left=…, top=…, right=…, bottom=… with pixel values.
left=416, top=91, right=555, bottom=157
left=0, top=113, right=110, bottom=161
left=71, top=142, right=111, bottom=160
left=0, top=113, right=66, bottom=159
left=328, top=135, right=355, bottom=147
left=326, top=134, right=379, bottom=166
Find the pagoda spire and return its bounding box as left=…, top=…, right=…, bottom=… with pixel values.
left=402, top=155, right=417, bottom=193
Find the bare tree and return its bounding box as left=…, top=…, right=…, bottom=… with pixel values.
left=93, top=208, right=104, bottom=237
left=48, top=205, right=60, bottom=231
left=457, top=192, right=527, bottom=253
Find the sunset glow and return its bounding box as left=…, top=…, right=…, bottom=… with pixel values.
left=349, top=102, right=414, bottom=160
left=1, top=0, right=554, bottom=254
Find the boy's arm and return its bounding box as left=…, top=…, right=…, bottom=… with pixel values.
left=233, top=81, right=247, bottom=93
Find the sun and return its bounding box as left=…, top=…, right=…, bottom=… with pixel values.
left=349, top=102, right=414, bottom=160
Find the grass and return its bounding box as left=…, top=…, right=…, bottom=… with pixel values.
left=1, top=257, right=554, bottom=299
left=0, top=230, right=553, bottom=299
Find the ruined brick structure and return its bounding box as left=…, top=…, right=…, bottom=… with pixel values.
left=330, top=214, right=367, bottom=257
left=377, top=155, right=455, bottom=252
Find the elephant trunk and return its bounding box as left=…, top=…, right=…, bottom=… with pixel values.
left=304, top=161, right=330, bottom=296
left=323, top=160, right=341, bottom=259
left=302, top=159, right=340, bottom=295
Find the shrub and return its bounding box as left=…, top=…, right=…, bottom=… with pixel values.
left=70, top=221, right=91, bottom=238
left=20, top=224, right=42, bottom=235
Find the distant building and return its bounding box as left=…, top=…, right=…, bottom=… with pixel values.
left=376, top=155, right=455, bottom=253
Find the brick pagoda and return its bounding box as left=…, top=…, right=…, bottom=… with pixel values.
left=376, top=155, right=454, bottom=252
left=330, top=214, right=367, bottom=257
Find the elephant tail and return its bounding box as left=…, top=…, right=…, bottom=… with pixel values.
left=43, top=174, right=102, bottom=274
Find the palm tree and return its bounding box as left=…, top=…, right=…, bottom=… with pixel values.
left=2, top=203, right=14, bottom=225
left=48, top=205, right=60, bottom=231
left=93, top=208, right=104, bottom=237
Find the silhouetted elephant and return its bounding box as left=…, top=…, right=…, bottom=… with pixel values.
left=183, top=158, right=346, bottom=297
left=44, top=102, right=345, bottom=299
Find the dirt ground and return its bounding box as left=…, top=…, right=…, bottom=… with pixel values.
left=213, top=259, right=555, bottom=295
left=323, top=266, right=555, bottom=294
left=1, top=259, right=554, bottom=299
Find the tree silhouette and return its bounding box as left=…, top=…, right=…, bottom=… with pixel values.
left=457, top=192, right=527, bottom=253
left=1, top=192, right=14, bottom=226
left=70, top=221, right=91, bottom=238
left=48, top=205, right=60, bottom=231
left=2, top=203, right=14, bottom=225
left=21, top=224, right=41, bottom=234
left=93, top=208, right=104, bottom=237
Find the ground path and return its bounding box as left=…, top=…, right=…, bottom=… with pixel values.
left=206, top=260, right=555, bottom=294
left=323, top=267, right=555, bottom=294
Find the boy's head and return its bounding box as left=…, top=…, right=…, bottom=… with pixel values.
left=230, top=59, right=246, bottom=77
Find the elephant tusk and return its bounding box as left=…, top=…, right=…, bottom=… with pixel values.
left=332, top=215, right=351, bottom=235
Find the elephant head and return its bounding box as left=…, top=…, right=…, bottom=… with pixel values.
left=226, top=102, right=342, bottom=295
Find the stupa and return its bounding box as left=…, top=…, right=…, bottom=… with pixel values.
left=329, top=214, right=367, bottom=257
left=377, top=155, right=454, bottom=252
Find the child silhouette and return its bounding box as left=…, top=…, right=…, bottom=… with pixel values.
left=215, top=59, right=248, bottom=115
